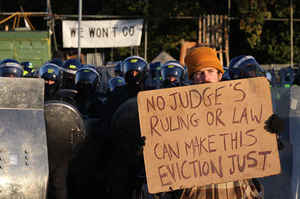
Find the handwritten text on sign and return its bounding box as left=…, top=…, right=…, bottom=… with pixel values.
left=137, top=77, right=281, bottom=194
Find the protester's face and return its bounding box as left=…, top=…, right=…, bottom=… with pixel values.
left=192, top=67, right=222, bottom=84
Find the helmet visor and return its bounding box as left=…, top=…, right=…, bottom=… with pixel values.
left=0, top=67, right=23, bottom=77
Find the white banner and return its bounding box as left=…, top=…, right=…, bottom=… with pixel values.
left=63, top=19, right=143, bottom=48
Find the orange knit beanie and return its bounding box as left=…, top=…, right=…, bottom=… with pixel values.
left=185, top=47, right=224, bottom=78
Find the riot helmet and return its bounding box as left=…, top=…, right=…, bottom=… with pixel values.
left=149, top=62, right=161, bottom=80
left=122, top=56, right=148, bottom=85
left=229, top=55, right=265, bottom=80
left=161, top=61, right=184, bottom=87
left=108, top=76, right=126, bottom=92
left=62, top=58, right=82, bottom=89
left=39, top=63, right=62, bottom=98
left=279, top=66, right=294, bottom=87
left=164, top=60, right=180, bottom=65
left=114, top=61, right=123, bottom=77
left=268, top=69, right=277, bottom=87
left=0, top=59, right=23, bottom=78
left=21, top=61, right=36, bottom=77
left=75, top=66, right=100, bottom=96
left=0, top=58, right=19, bottom=65
left=63, top=58, right=82, bottom=71
left=81, top=64, right=98, bottom=71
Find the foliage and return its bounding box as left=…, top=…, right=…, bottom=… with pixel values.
left=237, top=0, right=272, bottom=48
left=232, top=0, right=300, bottom=64
left=1, top=0, right=300, bottom=64
left=98, top=0, right=215, bottom=61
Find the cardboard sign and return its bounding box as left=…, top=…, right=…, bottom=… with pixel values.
left=137, top=77, right=281, bottom=194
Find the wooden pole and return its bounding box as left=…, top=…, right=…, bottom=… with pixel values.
left=203, top=17, right=206, bottom=44
left=144, top=20, right=148, bottom=61
left=211, top=15, right=215, bottom=47
left=219, top=16, right=224, bottom=66
left=227, top=0, right=231, bottom=65
left=198, top=17, right=202, bottom=43
left=225, top=15, right=230, bottom=66
left=47, top=0, right=58, bottom=52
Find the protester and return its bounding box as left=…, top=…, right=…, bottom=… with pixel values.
left=181, top=47, right=265, bottom=199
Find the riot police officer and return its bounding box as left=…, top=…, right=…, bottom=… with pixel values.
left=62, top=58, right=82, bottom=89
left=160, top=61, right=185, bottom=88
left=229, top=55, right=285, bottom=149
left=74, top=65, right=104, bottom=117
left=108, top=76, right=126, bottom=92
left=40, top=62, right=87, bottom=199
left=228, top=55, right=266, bottom=80
left=104, top=56, right=155, bottom=199
left=21, top=61, right=36, bottom=77
left=0, top=59, right=23, bottom=78
left=107, top=55, right=148, bottom=121
left=39, top=62, right=79, bottom=199
left=114, top=61, right=123, bottom=77
left=39, top=63, right=63, bottom=101
left=123, top=56, right=148, bottom=87
left=67, top=65, right=112, bottom=199
left=146, top=61, right=161, bottom=89
left=279, top=66, right=294, bottom=88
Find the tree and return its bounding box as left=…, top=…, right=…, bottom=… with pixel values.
left=231, top=0, right=300, bottom=64
left=1, top=0, right=299, bottom=64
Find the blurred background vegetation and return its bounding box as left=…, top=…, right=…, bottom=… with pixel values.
left=0, top=0, right=300, bottom=65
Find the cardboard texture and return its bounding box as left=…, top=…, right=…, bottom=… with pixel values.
left=137, top=77, right=281, bottom=194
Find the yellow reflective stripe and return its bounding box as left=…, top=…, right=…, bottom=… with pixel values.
left=69, top=64, right=77, bottom=69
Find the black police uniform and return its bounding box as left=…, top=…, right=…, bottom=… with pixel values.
left=67, top=66, right=112, bottom=199
left=105, top=56, right=150, bottom=199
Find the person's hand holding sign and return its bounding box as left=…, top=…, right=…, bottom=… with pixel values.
left=264, top=114, right=285, bottom=150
